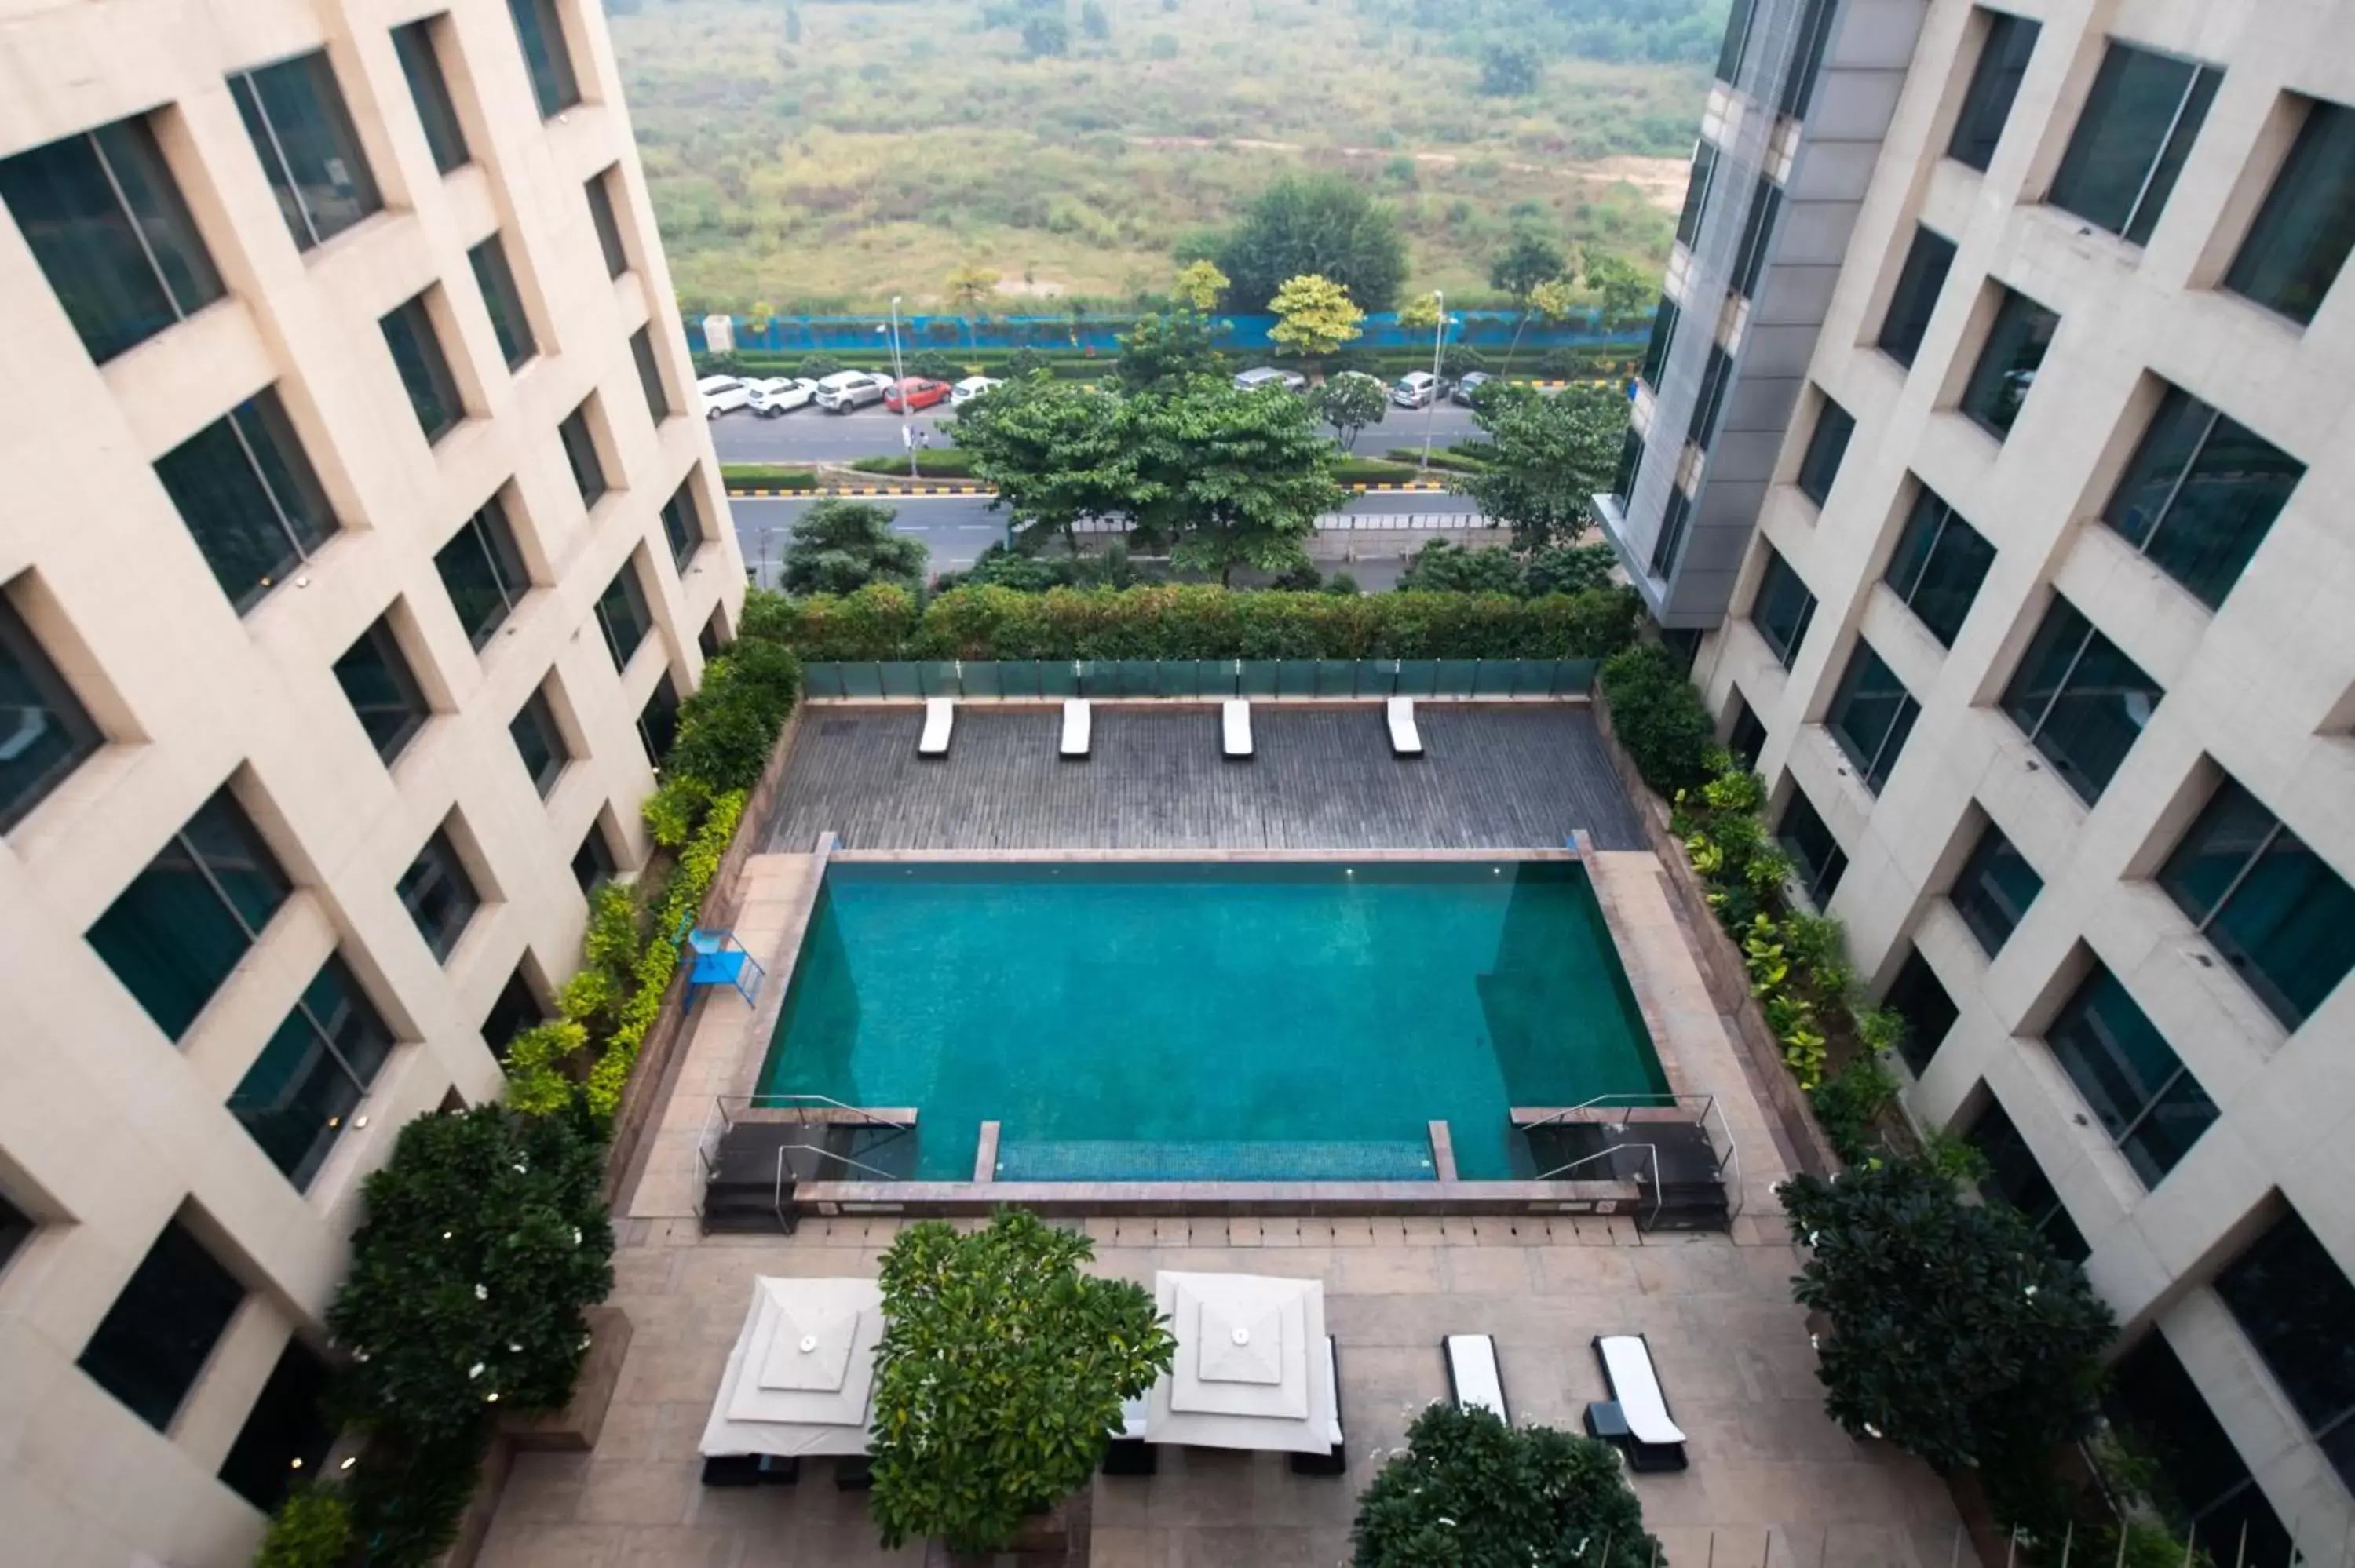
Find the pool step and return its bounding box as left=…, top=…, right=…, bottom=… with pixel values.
left=702, top=1121, right=918, bottom=1232
left=1516, top=1121, right=1729, bottom=1232
left=995, top=1138, right=1437, bottom=1183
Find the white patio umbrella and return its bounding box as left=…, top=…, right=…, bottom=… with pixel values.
left=699, top=1275, right=884, bottom=1457
left=1144, top=1271, right=1334, bottom=1456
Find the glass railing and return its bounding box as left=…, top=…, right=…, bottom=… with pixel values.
left=801, top=658, right=1596, bottom=700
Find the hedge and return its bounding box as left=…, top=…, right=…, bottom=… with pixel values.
left=1597, top=644, right=1716, bottom=797
left=719, top=464, right=820, bottom=490
left=849, top=452, right=977, bottom=477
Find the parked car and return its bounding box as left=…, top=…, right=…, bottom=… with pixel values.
left=814, top=371, right=889, bottom=413
left=696, top=374, right=752, bottom=418
left=747, top=377, right=818, bottom=417
left=1233, top=366, right=1308, bottom=393
left=950, top=375, right=1002, bottom=408
left=883, top=377, right=953, bottom=413
left=1391, top=370, right=1449, bottom=409
left=1451, top=371, right=1496, bottom=406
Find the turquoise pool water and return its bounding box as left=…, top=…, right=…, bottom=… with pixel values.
left=757, top=861, right=1667, bottom=1181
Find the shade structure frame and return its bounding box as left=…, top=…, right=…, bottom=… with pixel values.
left=699, top=1276, right=884, bottom=1458
left=1144, top=1271, right=1334, bottom=1456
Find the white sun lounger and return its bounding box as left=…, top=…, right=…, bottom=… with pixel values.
left=1591, top=1333, right=1688, bottom=1471
left=1444, top=1333, right=1509, bottom=1424
left=918, top=698, right=954, bottom=757
left=1387, top=697, right=1423, bottom=757
left=1288, top=1335, right=1347, bottom=1476
left=1060, top=699, right=1091, bottom=758
left=1222, top=698, right=1252, bottom=759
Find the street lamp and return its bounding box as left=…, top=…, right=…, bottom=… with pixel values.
left=880, top=297, right=913, bottom=479
left=1420, top=291, right=1458, bottom=472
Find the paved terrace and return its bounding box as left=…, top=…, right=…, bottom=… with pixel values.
left=761, top=703, right=1650, bottom=854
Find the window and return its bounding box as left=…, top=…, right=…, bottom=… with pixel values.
left=1826, top=645, right=1919, bottom=793
left=331, top=617, right=429, bottom=763
left=1795, top=396, right=1853, bottom=507
left=1638, top=299, right=1678, bottom=389
left=398, top=828, right=480, bottom=962
left=585, top=169, right=628, bottom=278
left=637, top=676, right=680, bottom=764
left=1778, top=787, right=1847, bottom=906
left=381, top=294, right=462, bottom=444
left=77, top=1218, right=244, bottom=1430
left=508, top=0, right=582, bottom=118
left=1648, top=487, right=1692, bottom=579
left=631, top=326, right=670, bottom=425
left=1882, top=947, right=1958, bottom=1075
left=1999, top=597, right=2163, bottom=803
left=469, top=237, right=535, bottom=368
left=1948, top=13, right=2040, bottom=172
left=1952, top=821, right=2043, bottom=955
left=1882, top=487, right=1995, bottom=647
left=2226, top=100, right=2355, bottom=326
left=229, top=957, right=393, bottom=1190
left=1689, top=345, right=1734, bottom=447
left=2159, top=777, right=2355, bottom=1030
left=218, top=1341, right=335, bottom=1512
left=594, top=563, right=650, bottom=671
left=230, top=52, right=382, bottom=252
left=659, top=481, right=705, bottom=571
left=2108, top=1336, right=2296, bottom=1568
left=392, top=19, right=469, bottom=174
left=2101, top=387, right=2302, bottom=610
left=154, top=391, right=339, bottom=612
left=0, top=115, right=224, bottom=364
left=1878, top=227, right=1955, bottom=368
left=2050, top=42, right=2221, bottom=246
left=559, top=403, right=608, bottom=508
left=572, top=822, right=616, bottom=892
left=86, top=789, right=290, bottom=1040
left=1960, top=288, right=2058, bottom=438
left=482, top=967, right=547, bottom=1061
left=699, top=607, right=729, bottom=661
left=510, top=686, right=570, bottom=797
left=0, top=587, right=102, bottom=831
left=0, top=1191, right=33, bottom=1276
left=1732, top=177, right=1783, bottom=300
left=1609, top=426, right=1644, bottom=512
left=1750, top=548, right=1816, bottom=669
left=1726, top=695, right=1768, bottom=770
left=1716, top=0, right=1756, bottom=86
left=1966, top=1099, right=2089, bottom=1263
left=2045, top=963, right=2215, bottom=1187
left=435, top=498, right=531, bottom=650
left=2214, top=1209, right=2355, bottom=1490
left=1674, top=142, right=1717, bottom=250
left=1779, top=0, right=1838, bottom=119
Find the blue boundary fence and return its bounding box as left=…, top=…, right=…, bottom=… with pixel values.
left=685, top=310, right=1651, bottom=356
left=802, top=658, right=1597, bottom=700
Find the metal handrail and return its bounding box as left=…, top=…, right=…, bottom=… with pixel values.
left=788, top=1144, right=908, bottom=1183
left=728, top=1092, right=911, bottom=1135
left=1517, top=1091, right=1719, bottom=1132
left=1536, top=1141, right=1663, bottom=1229
left=1522, top=1090, right=1745, bottom=1220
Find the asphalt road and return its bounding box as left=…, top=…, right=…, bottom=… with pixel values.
left=706, top=401, right=1488, bottom=465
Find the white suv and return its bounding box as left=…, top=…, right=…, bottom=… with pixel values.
left=814, top=371, right=889, bottom=413
left=747, top=377, right=818, bottom=417
left=696, top=374, right=752, bottom=418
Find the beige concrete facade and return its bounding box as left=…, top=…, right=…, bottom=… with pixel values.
left=0, top=0, right=741, bottom=1562
left=1693, top=0, right=2355, bottom=1556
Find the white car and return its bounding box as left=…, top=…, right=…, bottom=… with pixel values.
left=949, top=375, right=1002, bottom=408
left=696, top=374, right=752, bottom=418
left=747, top=377, right=818, bottom=417
left=1233, top=366, right=1308, bottom=393
left=1392, top=370, right=1445, bottom=409
left=814, top=371, right=889, bottom=413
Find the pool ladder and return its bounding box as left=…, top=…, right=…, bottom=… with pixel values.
left=696, top=1095, right=917, bottom=1233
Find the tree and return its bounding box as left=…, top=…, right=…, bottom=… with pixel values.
left=1021, top=14, right=1068, bottom=56
left=1780, top=1158, right=2116, bottom=1479
left=1174, top=257, right=1229, bottom=312
left=1312, top=371, right=1389, bottom=451
left=1462, top=381, right=1627, bottom=549
left=1491, top=228, right=1568, bottom=371
left=1583, top=246, right=1654, bottom=326
left=1128, top=381, right=1345, bottom=585
left=1214, top=173, right=1408, bottom=313
left=1079, top=0, right=1108, bottom=38
left=1115, top=309, right=1228, bottom=391
left=944, top=259, right=1000, bottom=346
left=1267, top=273, right=1365, bottom=365
left=797, top=352, right=844, bottom=379
left=910, top=347, right=956, bottom=380
left=1397, top=540, right=1525, bottom=595
left=868, top=1210, right=1174, bottom=1555
left=1353, top=1404, right=1660, bottom=1568
left=1479, top=40, right=1545, bottom=97
left=780, top=499, right=928, bottom=594
left=955, top=378, right=1138, bottom=552
left=1395, top=290, right=1444, bottom=333
left=1526, top=541, right=1619, bottom=596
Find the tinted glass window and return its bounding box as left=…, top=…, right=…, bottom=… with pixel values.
left=1952, top=821, right=2043, bottom=955
left=382, top=294, right=462, bottom=443
left=1778, top=787, right=1846, bottom=907
left=1638, top=299, right=1678, bottom=389
left=155, top=392, right=339, bottom=612
left=1779, top=0, right=1836, bottom=119
left=1689, top=345, right=1734, bottom=448
left=595, top=563, right=650, bottom=671
left=2101, top=387, right=2302, bottom=610
left=2214, top=1209, right=2355, bottom=1490
left=1879, top=227, right=1955, bottom=367
left=1949, top=13, right=2041, bottom=172
left=398, top=828, right=480, bottom=961
left=77, top=1219, right=244, bottom=1430
left=659, top=482, right=703, bottom=571
left=1675, top=142, right=1716, bottom=249
left=218, top=1340, right=335, bottom=1511
left=2046, top=964, right=2215, bottom=1187
left=1883, top=946, right=1958, bottom=1075
left=585, top=170, right=627, bottom=278
left=229, top=957, right=393, bottom=1189
left=2050, top=43, right=2221, bottom=246
left=1649, top=487, right=1691, bottom=579
left=1961, top=289, right=2058, bottom=438
left=1751, top=549, right=1816, bottom=669
left=2226, top=100, right=2355, bottom=326
left=559, top=405, right=608, bottom=508
left=572, top=824, right=615, bottom=892
left=0, top=589, right=103, bottom=832
left=86, top=789, right=290, bottom=1040
left=510, top=686, right=568, bottom=796
left=1827, top=644, right=1919, bottom=793
left=482, top=967, right=546, bottom=1062
left=1726, top=694, right=1767, bottom=770
left=1795, top=396, right=1853, bottom=507
left=2160, top=777, right=2355, bottom=1029
left=469, top=237, right=535, bottom=368
left=230, top=52, right=382, bottom=252
left=331, top=617, right=429, bottom=762
left=508, top=0, right=582, bottom=118
left=2108, top=1336, right=2296, bottom=1567
left=1966, top=1098, right=2088, bottom=1262
left=1732, top=177, right=1782, bottom=299
left=1999, top=597, right=2163, bottom=804
left=435, top=499, right=529, bottom=650
left=0, top=1191, right=33, bottom=1275
left=1882, top=487, right=1995, bottom=647
left=392, top=20, right=469, bottom=174
left=637, top=676, right=681, bottom=764
left=1609, top=427, right=1644, bottom=512
left=1716, top=0, right=1756, bottom=86
left=632, top=326, right=670, bottom=425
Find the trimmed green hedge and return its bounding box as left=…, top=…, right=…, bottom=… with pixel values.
left=849, top=452, right=977, bottom=477
left=719, top=464, right=820, bottom=490
left=1598, top=644, right=1718, bottom=798
left=1334, top=457, right=1426, bottom=483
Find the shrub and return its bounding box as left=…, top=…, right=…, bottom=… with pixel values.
left=1599, top=644, right=1714, bottom=796
left=910, top=348, right=956, bottom=379
left=253, top=1486, right=352, bottom=1568
left=1808, top=1052, right=1899, bottom=1164
left=1353, top=1404, right=1659, bottom=1567
left=797, top=352, right=844, bottom=378
left=717, top=464, right=819, bottom=490
left=343, top=1434, right=490, bottom=1568
left=664, top=639, right=803, bottom=793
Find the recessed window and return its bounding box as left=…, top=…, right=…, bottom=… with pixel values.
left=1878, top=226, right=1955, bottom=369
left=508, top=0, right=582, bottom=119
left=1715, top=0, right=1755, bottom=86
left=229, top=52, right=382, bottom=253
left=482, top=966, right=548, bottom=1061
left=1826, top=644, right=1919, bottom=794
left=2045, top=962, right=2215, bottom=1187
left=1961, top=288, right=2057, bottom=438
left=1649, top=487, right=1692, bottom=579
left=0, top=586, right=103, bottom=832
left=331, top=616, right=429, bottom=764
left=1882, top=486, right=1995, bottom=647
left=510, top=685, right=570, bottom=797
left=637, top=676, right=681, bottom=764
left=1948, top=12, right=2040, bottom=173
left=228, top=956, right=393, bottom=1190
left=699, top=607, right=729, bottom=661
left=218, top=1340, right=335, bottom=1512
left=1777, top=786, right=1846, bottom=907
left=559, top=403, right=608, bottom=509
left=1999, top=597, right=2163, bottom=804
left=1965, top=1098, right=2088, bottom=1263
left=1688, top=345, right=1734, bottom=447
left=1732, top=177, right=1782, bottom=300
left=1725, top=694, right=1767, bottom=770
left=434, top=498, right=531, bottom=650
left=154, top=391, right=340, bottom=613
left=0, top=115, right=225, bottom=364
left=631, top=326, right=671, bottom=424
left=2050, top=42, right=2221, bottom=246
left=594, top=562, right=651, bottom=672
left=1882, top=946, right=1958, bottom=1075
left=0, top=1191, right=34, bottom=1276
left=1795, top=396, right=1853, bottom=508
left=77, top=1218, right=245, bottom=1430
left=1749, top=548, right=1816, bottom=669
left=2214, top=1209, right=2355, bottom=1491
left=469, top=236, right=536, bottom=369
left=2159, top=776, right=2355, bottom=1030
left=382, top=294, right=463, bottom=444
left=659, top=481, right=706, bottom=571
left=1951, top=821, right=2042, bottom=955
left=571, top=822, right=616, bottom=892
left=2101, top=387, right=2302, bottom=611
left=2106, top=1337, right=2296, bottom=1566
left=87, top=788, right=290, bottom=1041
left=1674, top=141, right=1717, bottom=250
left=2225, top=100, right=2355, bottom=326
left=1638, top=299, right=1678, bottom=390
left=397, top=827, right=481, bottom=962
left=1608, top=426, right=1644, bottom=513
left=392, top=19, right=469, bottom=174
left=1778, top=0, right=1837, bottom=119
left=585, top=168, right=628, bottom=279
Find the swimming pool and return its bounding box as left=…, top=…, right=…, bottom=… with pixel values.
left=756, top=860, right=1667, bottom=1182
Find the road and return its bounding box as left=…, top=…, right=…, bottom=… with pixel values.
left=706, top=401, right=1488, bottom=465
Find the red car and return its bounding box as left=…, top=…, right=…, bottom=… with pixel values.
left=883, top=377, right=951, bottom=413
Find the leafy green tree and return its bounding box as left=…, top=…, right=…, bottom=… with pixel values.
left=868, top=1210, right=1174, bottom=1555
left=1312, top=371, right=1389, bottom=451
left=1079, top=0, right=1108, bottom=38
left=1397, top=540, right=1525, bottom=595
left=1395, top=290, right=1444, bottom=333
left=254, top=1486, right=352, bottom=1568
left=954, top=380, right=1137, bottom=552
left=1462, top=381, right=1627, bottom=549
left=1525, top=541, right=1618, bottom=596
left=780, top=499, right=928, bottom=594
left=1115, top=309, right=1228, bottom=391
left=944, top=259, right=1000, bottom=345
left=1582, top=246, right=1655, bottom=326
left=1439, top=343, right=1491, bottom=380
left=1490, top=227, right=1568, bottom=370
left=1021, top=13, right=1068, bottom=56
left=1003, top=345, right=1051, bottom=379
left=1129, top=381, right=1345, bottom=585
left=1353, top=1404, right=1660, bottom=1568
left=1214, top=173, right=1408, bottom=313
left=797, top=352, right=844, bottom=379
left=1478, top=40, right=1546, bottom=97
left=1268, top=272, right=1366, bottom=364
left=694, top=349, right=743, bottom=376
left=666, top=638, right=802, bottom=793
left=1174, top=257, right=1229, bottom=312
left=909, top=348, right=955, bottom=380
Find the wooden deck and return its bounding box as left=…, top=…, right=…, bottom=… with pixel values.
left=760, top=703, right=1648, bottom=852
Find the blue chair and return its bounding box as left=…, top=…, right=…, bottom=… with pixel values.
left=677, top=915, right=765, bottom=1015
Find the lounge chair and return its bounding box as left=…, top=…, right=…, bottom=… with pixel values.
left=918, top=697, right=954, bottom=757
left=1103, top=1396, right=1154, bottom=1475
left=700, top=1453, right=798, bottom=1486
left=1443, top=1333, right=1508, bottom=1424
left=1289, top=1336, right=1347, bottom=1476
left=1387, top=697, right=1423, bottom=757
left=1061, top=698, right=1091, bottom=758
left=1586, top=1334, right=1688, bottom=1471
left=1222, top=698, right=1253, bottom=759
